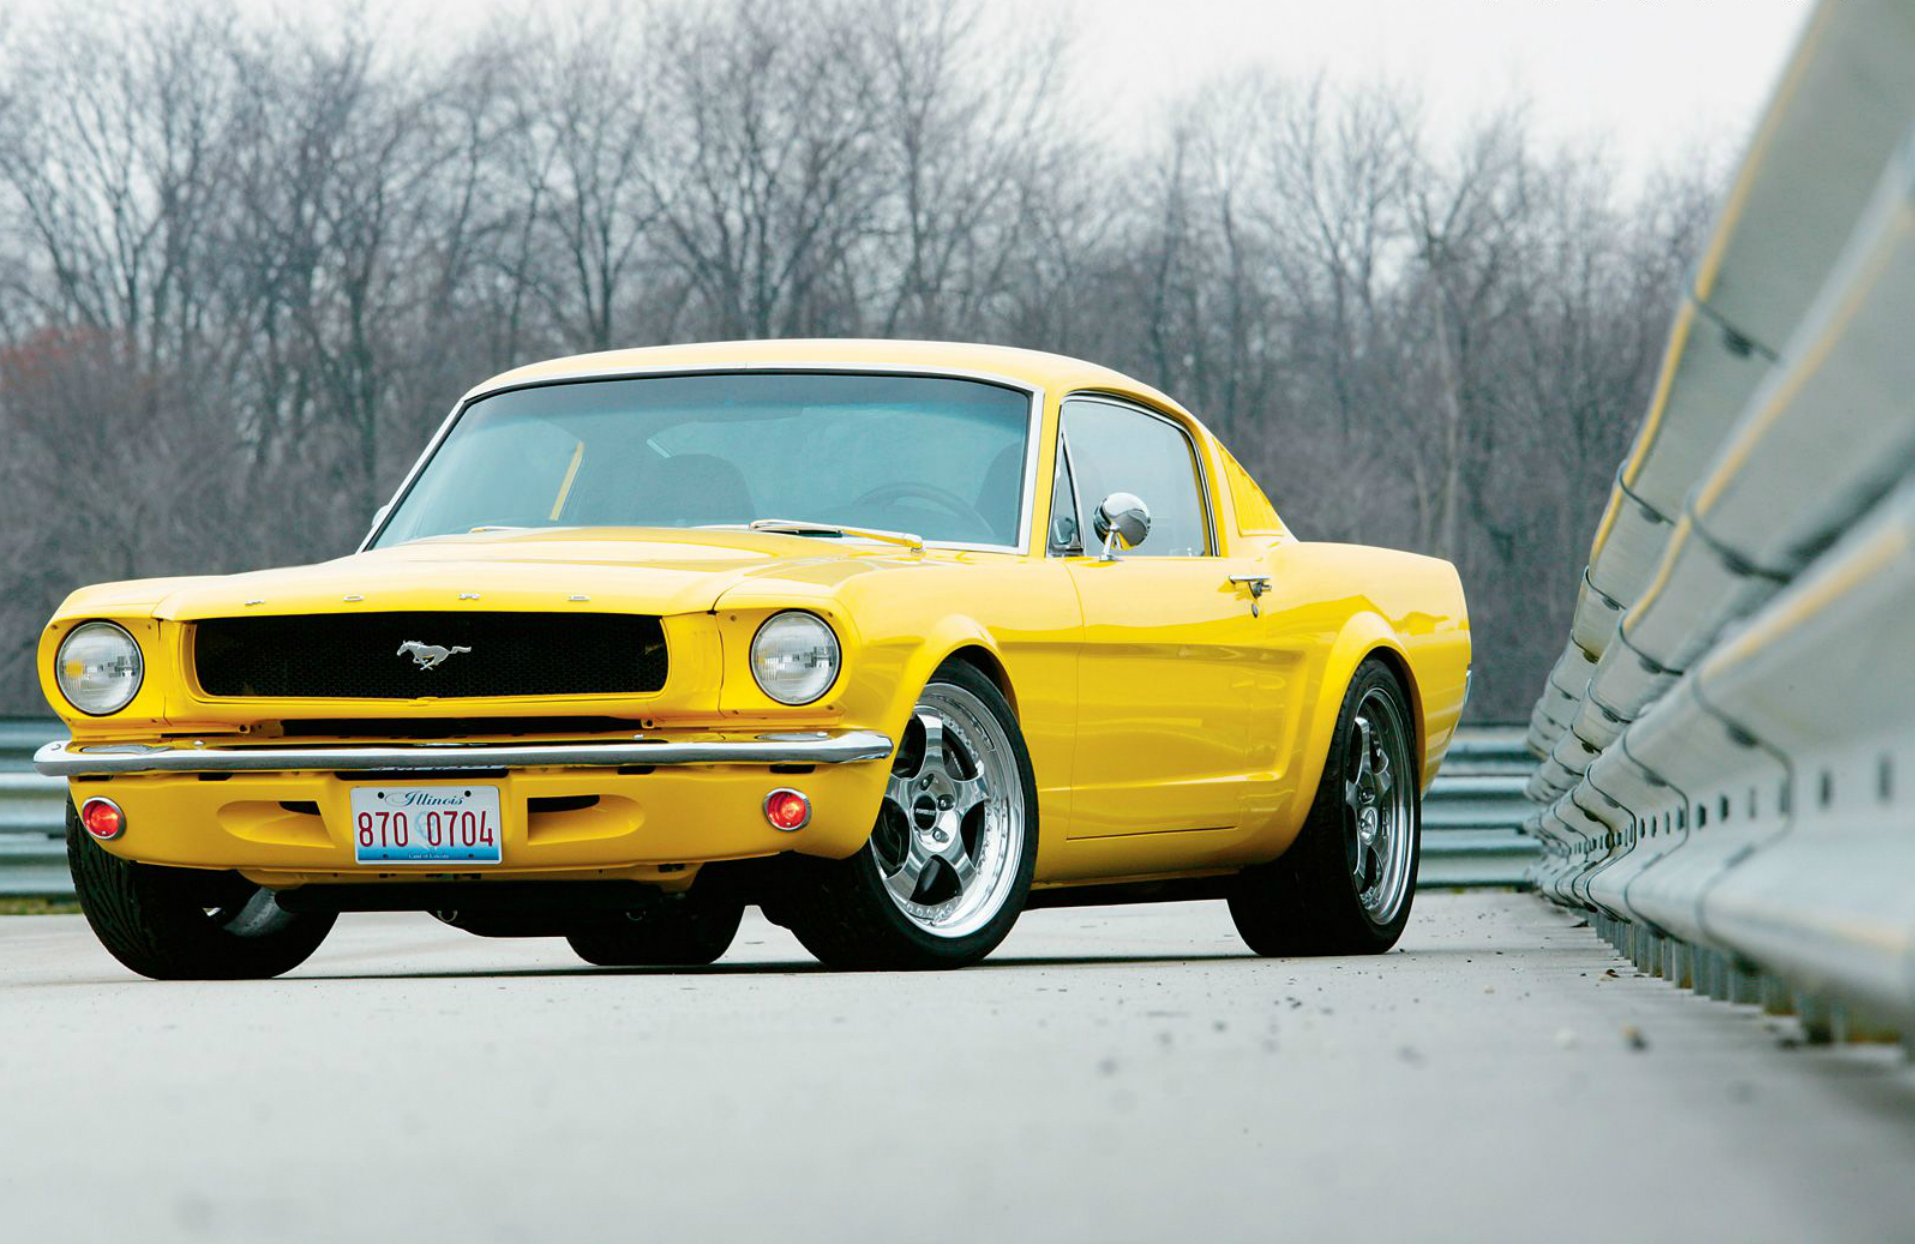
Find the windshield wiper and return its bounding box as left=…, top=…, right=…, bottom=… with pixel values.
left=745, top=518, right=925, bottom=552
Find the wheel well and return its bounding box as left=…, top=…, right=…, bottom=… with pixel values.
left=1365, top=646, right=1423, bottom=766
left=942, top=645, right=1018, bottom=718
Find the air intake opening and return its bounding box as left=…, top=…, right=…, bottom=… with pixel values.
left=527, top=795, right=600, bottom=815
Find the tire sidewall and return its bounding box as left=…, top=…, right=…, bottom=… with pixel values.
left=867, top=663, right=1039, bottom=963
left=791, top=660, right=1039, bottom=970
left=67, top=808, right=335, bottom=979
left=1321, top=659, right=1422, bottom=947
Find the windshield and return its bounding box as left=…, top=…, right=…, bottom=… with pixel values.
left=373, top=372, right=1034, bottom=548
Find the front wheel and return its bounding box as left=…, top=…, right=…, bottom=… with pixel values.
left=66, top=804, right=336, bottom=980
left=780, top=661, right=1038, bottom=970
left=1229, top=657, right=1421, bottom=956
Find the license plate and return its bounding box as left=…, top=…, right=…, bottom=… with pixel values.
left=350, top=785, right=502, bottom=864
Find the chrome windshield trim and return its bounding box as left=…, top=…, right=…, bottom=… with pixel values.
left=362, top=363, right=1046, bottom=557
left=35, top=731, right=895, bottom=777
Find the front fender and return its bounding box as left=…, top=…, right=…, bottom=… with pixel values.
left=759, top=609, right=1009, bottom=862
left=872, top=616, right=1006, bottom=742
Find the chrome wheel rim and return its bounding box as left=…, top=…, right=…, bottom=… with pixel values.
left=1345, top=688, right=1415, bottom=925
left=872, top=682, right=1024, bottom=938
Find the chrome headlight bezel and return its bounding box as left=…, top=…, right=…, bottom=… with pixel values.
left=54, top=621, right=145, bottom=716
left=749, top=611, right=842, bottom=706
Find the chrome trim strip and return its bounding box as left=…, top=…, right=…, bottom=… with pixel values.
left=35, top=731, right=895, bottom=777
left=361, top=400, right=461, bottom=551
left=1050, top=428, right=1089, bottom=555
left=361, top=362, right=1047, bottom=558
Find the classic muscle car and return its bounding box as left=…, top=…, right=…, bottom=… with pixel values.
left=37, top=340, right=1470, bottom=978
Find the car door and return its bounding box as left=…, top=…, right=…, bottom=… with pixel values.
left=1051, top=396, right=1271, bottom=858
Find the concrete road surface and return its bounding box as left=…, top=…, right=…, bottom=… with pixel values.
left=0, top=891, right=1909, bottom=1241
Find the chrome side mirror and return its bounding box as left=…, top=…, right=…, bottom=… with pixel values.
left=1094, top=492, right=1151, bottom=560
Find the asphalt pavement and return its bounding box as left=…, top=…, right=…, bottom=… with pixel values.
left=0, top=891, right=1910, bottom=1241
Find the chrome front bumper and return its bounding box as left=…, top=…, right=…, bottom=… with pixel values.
left=35, top=730, right=895, bottom=777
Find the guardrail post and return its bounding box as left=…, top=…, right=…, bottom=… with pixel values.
left=1668, top=939, right=1693, bottom=990
left=1793, top=992, right=1835, bottom=1043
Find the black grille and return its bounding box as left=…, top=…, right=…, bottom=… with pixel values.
left=193, top=612, right=667, bottom=700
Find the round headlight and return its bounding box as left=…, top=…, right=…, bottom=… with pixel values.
left=55, top=621, right=144, bottom=716
left=750, top=611, right=841, bottom=705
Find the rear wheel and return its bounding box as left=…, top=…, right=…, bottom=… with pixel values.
left=566, top=896, right=744, bottom=967
left=781, top=661, right=1037, bottom=970
left=66, top=804, right=336, bottom=980
left=1229, top=657, right=1420, bottom=955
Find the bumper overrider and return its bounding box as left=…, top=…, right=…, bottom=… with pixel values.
left=38, top=730, right=895, bottom=885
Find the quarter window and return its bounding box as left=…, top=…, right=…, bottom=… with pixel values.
left=1057, top=398, right=1211, bottom=557
left=1047, top=436, right=1083, bottom=553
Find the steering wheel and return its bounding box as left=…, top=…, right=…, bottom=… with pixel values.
left=852, top=481, right=996, bottom=536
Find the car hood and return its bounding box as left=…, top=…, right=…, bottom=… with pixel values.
left=68, top=528, right=925, bottom=621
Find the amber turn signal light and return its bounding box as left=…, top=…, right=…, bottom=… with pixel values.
left=79, top=797, right=125, bottom=840
left=763, top=788, right=811, bottom=832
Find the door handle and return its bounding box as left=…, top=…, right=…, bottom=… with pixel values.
left=1227, top=574, right=1272, bottom=617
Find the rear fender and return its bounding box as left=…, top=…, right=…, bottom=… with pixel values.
left=1270, top=613, right=1416, bottom=852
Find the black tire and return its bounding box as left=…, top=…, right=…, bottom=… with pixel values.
left=1229, top=657, right=1421, bottom=956
left=566, top=895, right=745, bottom=967
left=780, top=660, right=1038, bottom=971
left=66, top=804, right=336, bottom=980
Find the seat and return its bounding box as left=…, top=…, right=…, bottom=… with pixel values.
left=648, top=453, right=755, bottom=527
left=974, top=443, right=1025, bottom=536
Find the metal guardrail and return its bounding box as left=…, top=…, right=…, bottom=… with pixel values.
left=0, top=716, right=1535, bottom=898
left=0, top=720, right=71, bottom=897
left=1418, top=728, right=1537, bottom=888
left=1523, top=0, right=1914, bottom=1040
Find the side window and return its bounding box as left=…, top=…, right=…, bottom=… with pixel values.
left=1058, top=398, right=1211, bottom=557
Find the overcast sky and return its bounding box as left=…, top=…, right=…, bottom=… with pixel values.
left=20, top=0, right=1816, bottom=176
left=1052, top=0, right=1812, bottom=171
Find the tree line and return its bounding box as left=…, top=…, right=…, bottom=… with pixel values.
left=0, top=0, right=1721, bottom=718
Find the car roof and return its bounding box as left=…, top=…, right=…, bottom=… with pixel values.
left=462, top=338, right=1200, bottom=428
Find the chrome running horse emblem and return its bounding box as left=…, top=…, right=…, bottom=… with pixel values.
left=397, top=641, right=472, bottom=670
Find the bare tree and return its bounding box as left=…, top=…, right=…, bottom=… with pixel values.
left=0, top=0, right=1721, bottom=717
left=653, top=0, right=885, bottom=338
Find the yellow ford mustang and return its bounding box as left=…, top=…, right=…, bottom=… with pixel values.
left=36, top=340, right=1470, bottom=978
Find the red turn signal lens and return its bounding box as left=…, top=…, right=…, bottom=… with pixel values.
left=79, top=798, right=124, bottom=840
left=763, top=788, right=811, bottom=832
